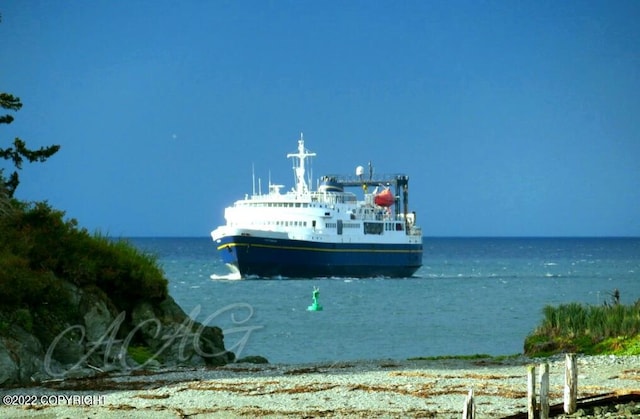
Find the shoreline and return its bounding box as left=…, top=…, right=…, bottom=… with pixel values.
left=1, top=354, right=639, bottom=418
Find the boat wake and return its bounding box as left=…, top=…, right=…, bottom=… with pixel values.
left=210, top=272, right=242, bottom=281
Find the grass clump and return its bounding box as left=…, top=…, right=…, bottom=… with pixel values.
left=524, top=298, right=640, bottom=357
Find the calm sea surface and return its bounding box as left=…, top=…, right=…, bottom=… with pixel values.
left=128, top=237, right=639, bottom=364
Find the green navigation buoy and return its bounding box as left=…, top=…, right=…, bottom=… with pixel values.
left=307, top=286, right=323, bottom=311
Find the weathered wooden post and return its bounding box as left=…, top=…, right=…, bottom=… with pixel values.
left=539, top=362, right=550, bottom=419
left=564, top=353, right=577, bottom=414
left=462, top=388, right=475, bottom=419
left=527, top=364, right=536, bottom=418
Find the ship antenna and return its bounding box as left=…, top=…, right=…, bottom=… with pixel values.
left=252, top=163, right=256, bottom=196
left=287, top=132, right=316, bottom=194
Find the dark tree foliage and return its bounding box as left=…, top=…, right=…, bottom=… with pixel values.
left=1, top=92, right=60, bottom=197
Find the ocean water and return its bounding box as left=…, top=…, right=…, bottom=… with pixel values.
left=128, top=237, right=639, bottom=364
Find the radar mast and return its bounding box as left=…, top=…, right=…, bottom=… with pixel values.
left=287, top=133, right=316, bottom=194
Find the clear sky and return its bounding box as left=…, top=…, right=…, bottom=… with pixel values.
left=1, top=1, right=639, bottom=237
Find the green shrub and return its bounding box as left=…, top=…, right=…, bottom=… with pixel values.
left=90, top=234, right=168, bottom=311
left=0, top=200, right=169, bottom=334
left=12, top=308, right=33, bottom=332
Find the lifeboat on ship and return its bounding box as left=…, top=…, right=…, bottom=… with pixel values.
left=374, top=187, right=394, bottom=207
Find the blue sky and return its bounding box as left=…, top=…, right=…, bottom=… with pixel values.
left=2, top=1, right=639, bottom=237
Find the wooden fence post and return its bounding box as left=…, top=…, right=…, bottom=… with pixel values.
left=462, top=388, right=475, bottom=419
left=527, top=365, right=536, bottom=418
left=564, top=353, right=577, bottom=414
left=539, top=362, right=550, bottom=419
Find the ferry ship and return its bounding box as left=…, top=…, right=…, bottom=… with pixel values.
left=210, top=135, right=423, bottom=278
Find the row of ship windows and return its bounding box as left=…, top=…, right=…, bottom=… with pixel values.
left=229, top=220, right=403, bottom=233
left=364, top=222, right=404, bottom=234
left=325, top=222, right=360, bottom=229
left=237, top=202, right=389, bottom=219
left=231, top=220, right=360, bottom=228
left=386, top=222, right=405, bottom=231
left=255, top=220, right=309, bottom=227
left=239, top=202, right=328, bottom=208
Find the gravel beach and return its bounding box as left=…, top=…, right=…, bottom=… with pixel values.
left=1, top=355, right=639, bottom=418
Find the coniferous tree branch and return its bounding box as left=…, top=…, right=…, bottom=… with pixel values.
left=0, top=93, right=22, bottom=111
left=1, top=92, right=60, bottom=197
left=0, top=93, right=21, bottom=125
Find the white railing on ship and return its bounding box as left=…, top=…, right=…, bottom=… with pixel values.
left=310, top=192, right=358, bottom=204
left=246, top=191, right=358, bottom=205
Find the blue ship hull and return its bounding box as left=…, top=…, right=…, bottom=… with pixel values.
left=216, top=235, right=423, bottom=278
